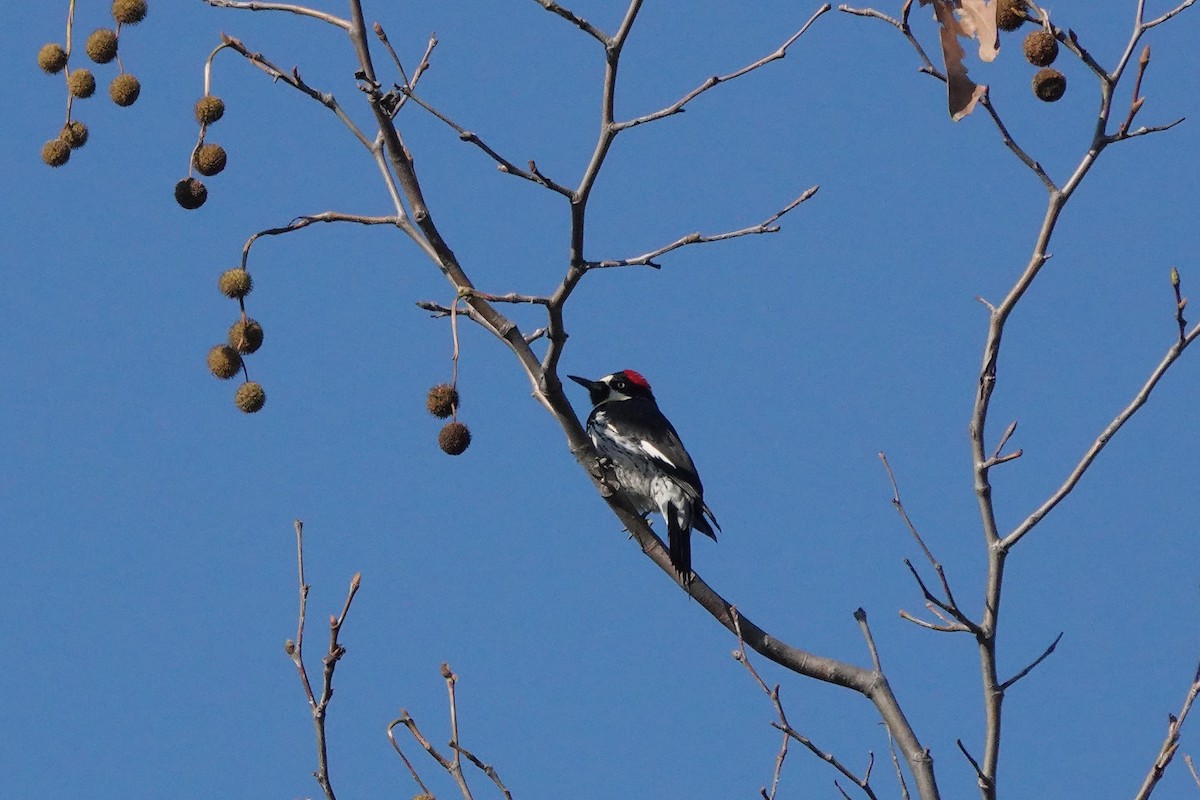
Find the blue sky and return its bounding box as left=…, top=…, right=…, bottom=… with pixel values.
left=4, top=1, right=1200, bottom=798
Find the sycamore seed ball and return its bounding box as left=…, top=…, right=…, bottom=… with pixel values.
left=112, top=0, right=148, bottom=25
left=195, top=95, right=225, bottom=125
left=207, top=344, right=242, bottom=379
left=60, top=121, right=89, bottom=149
left=996, top=0, right=1027, bottom=31
left=1032, top=67, right=1067, bottom=102
left=194, top=143, right=227, bottom=176
left=426, top=384, right=459, bottom=418
left=42, top=139, right=71, bottom=167
left=438, top=421, right=471, bottom=456
left=85, top=29, right=119, bottom=63
left=174, top=177, right=207, bottom=210
left=68, top=69, right=97, bottom=99
left=228, top=318, right=264, bottom=354
left=1023, top=30, right=1059, bottom=67
left=218, top=268, right=253, bottom=299
left=235, top=381, right=266, bottom=414
left=38, top=43, right=69, bottom=74
left=110, top=73, right=141, bottom=106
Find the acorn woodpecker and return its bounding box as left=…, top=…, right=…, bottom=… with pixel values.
left=568, top=370, right=720, bottom=581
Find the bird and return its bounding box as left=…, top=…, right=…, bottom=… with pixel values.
left=568, top=370, right=720, bottom=581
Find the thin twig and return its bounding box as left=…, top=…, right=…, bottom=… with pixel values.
left=957, top=739, right=990, bottom=792
left=1172, top=268, right=1188, bottom=343
left=218, top=35, right=374, bottom=149
left=386, top=718, right=435, bottom=798
left=1003, top=321, right=1200, bottom=551
left=286, top=521, right=361, bottom=800
left=899, top=560, right=974, bottom=634
left=441, top=663, right=474, bottom=800
left=399, top=89, right=574, bottom=196
left=1134, top=660, right=1200, bottom=800
left=374, top=28, right=437, bottom=115
left=1184, top=754, right=1200, bottom=789
left=980, top=93, right=1056, bottom=191
left=238, top=212, right=402, bottom=269
left=454, top=744, right=515, bottom=800
left=614, top=4, right=831, bottom=131
left=1117, top=45, right=1152, bottom=137
left=529, top=0, right=609, bottom=43
left=885, top=727, right=911, bottom=800
left=854, top=609, right=883, bottom=674
left=838, top=2, right=942, bottom=79
left=732, top=609, right=880, bottom=800
left=201, top=0, right=350, bottom=29
left=592, top=187, right=818, bottom=269
left=998, top=632, right=1064, bottom=691
left=878, top=453, right=966, bottom=617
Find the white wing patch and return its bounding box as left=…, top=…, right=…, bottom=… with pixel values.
left=639, top=440, right=677, bottom=469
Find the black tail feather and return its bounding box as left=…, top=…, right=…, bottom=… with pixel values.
left=666, top=503, right=692, bottom=581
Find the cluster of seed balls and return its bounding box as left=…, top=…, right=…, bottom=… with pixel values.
left=206, top=268, right=267, bottom=413
left=37, top=0, right=147, bottom=167
left=997, top=0, right=1066, bottom=103
left=427, top=384, right=471, bottom=455
left=175, top=93, right=228, bottom=209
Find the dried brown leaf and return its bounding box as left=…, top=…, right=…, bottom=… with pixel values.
left=957, top=0, right=999, bottom=61
left=931, top=0, right=988, bottom=119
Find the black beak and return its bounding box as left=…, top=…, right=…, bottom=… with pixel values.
left=568, top=375, right=606, bottom=406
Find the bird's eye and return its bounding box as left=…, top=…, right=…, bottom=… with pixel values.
left=612, top=379, right=625, bottom=390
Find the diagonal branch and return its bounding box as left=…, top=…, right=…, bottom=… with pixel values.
left=398, top=89, right=574, bottom=196
left=529, top=0, right=610, bottom=43
left=838, top=2, right=942, bottom=79
left=1001, top=321, right=1200, bottom=551
left=614, top=4, right=832, bottom=131
left=1134, top=660, right=1200, bottom=800
left=592, top=187, right=818, bottom=269
left=217, top=35, right=373, bottom=149
left=998, top=632, right=1063, bottom=692
left=878, top=453, right=969, bottom=624
left=732, top=610, right=880, bottom=800
left=979, top=93, right=1055, bottom=191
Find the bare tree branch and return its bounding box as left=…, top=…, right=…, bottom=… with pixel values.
left=879, top=453, right=975, bottom=633
left=201, top=0, right=350, bottom=29
left=398, top=89, right=574, bottom=196
left=615, top=4, right=832, bottom=131
left=529, top=0, right=610, bottom=44
left=979, top=92, right=1055, bottom=190
left=386, top=717, right=435, bottom=799
left=216, top=34, right=373, bottom=149
left=1184, top=754, right=1200, bottom=790
left=998, top=632, right=1063, bottom=692
left=592, top=188, right=818, bottom=269
left=956, top=739, right=990, bottom=795
left=454, top=743, right=515, bottom=800
left=237, top=212, right=402, bottom=270
left=732, top=609, right=881, bottom=800
left=838, top=1, right=942, bottom=79
left=286, top=520, right=361, bottom=800
left=1134, top=661, right=1200, bottom=800
left=886, top=726, right=912, bottom=800
left=1001, top=320, right=1200, bottom=551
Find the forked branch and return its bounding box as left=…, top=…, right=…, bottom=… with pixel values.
left=287, top=520, right=361, bottom=800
